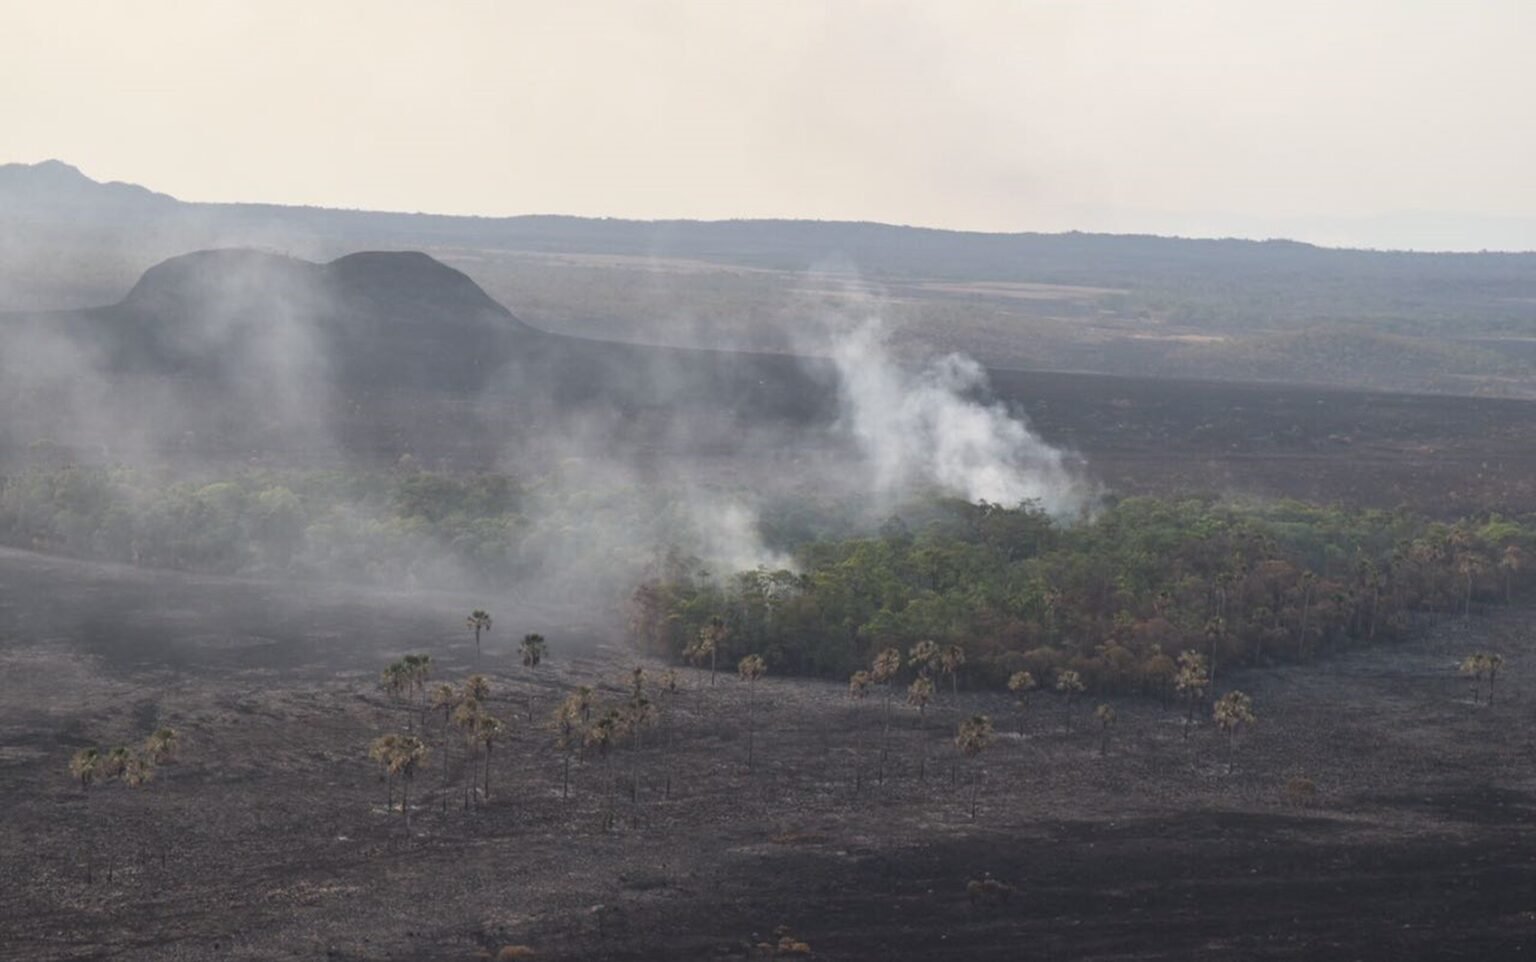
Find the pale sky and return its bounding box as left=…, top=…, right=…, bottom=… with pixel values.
left=5, top=1, right=1535, bottom=249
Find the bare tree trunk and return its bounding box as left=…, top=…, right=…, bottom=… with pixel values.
left=464, top=744, right=475, bottom=811
left=562, top=752, right=571, bottom=799
left=603, top=753, right=615, bottom=831
left=746, top=681, right=756, bottom=771
left=1298, top=586, right=1312, bottom=661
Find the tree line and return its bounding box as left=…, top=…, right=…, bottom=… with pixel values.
left=630, top=496, right=1533, bottom=693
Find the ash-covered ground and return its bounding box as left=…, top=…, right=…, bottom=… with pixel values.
left=1, top=546, right=1531, bottom=961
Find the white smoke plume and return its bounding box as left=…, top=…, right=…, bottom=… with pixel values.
left=826, top=320, right=1090, bottom=516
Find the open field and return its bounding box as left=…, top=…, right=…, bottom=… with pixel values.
left=2, top=546, right=1532, bottom=960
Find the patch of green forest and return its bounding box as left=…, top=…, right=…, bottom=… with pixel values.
left=0, top=463, right=727, bottom=598
left=631, top=497, right=1534, bottom=691
left=3, top=462, right=1531, bottom=697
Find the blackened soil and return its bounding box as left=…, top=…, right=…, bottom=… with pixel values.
left=1, top=550, right=1533, bottom=960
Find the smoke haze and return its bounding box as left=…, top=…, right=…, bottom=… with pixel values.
left=0, top=245, right=1092, bottom=641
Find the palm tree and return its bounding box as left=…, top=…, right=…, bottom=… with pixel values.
left=1459, top=653, right=1487, bottom=703
left=906, top=674, right=934, bottom=727
left=1175, top=650, right=1210, bottom=739
left=68, top=747, right=103, bottom=883
left=939, top=644, right=966, bottom=701
left=571, top=685, right=594, bottom=724
left=871, top=647, right=903, bottom=724
left=620, top=691, right=655, bottom=801
left=955, top=714, right=994, bottom=818
left=387, top=734, right=429, bottom=828
left=102, top=746, right=132, bottom=781
left=870, top=647, right=902, bottom=784
left=1456, top=553, right=1487, bottom=619
left=520, top=633, right=547, bottom=720
left=1499, top=545, right=1525, bottom=604
left=686, top=615, right=727, bottom=686
left=466, top=609, right=493, bottom=664
left=1297, top=571, right=1316, bottom=660
left=402, top=654, right=432, bottom=726
left=463, top=674, right=491, bottom=705
left=143, top=728, right=179, bottom=764
left=69, top=747, right=101, bottom=792
left=624, top=668, right=653, bottom=752
left=657, top=667, right=680, bottom=765
left=848, top=670, right=872, bottom=701
left=847, top=670, right=874, bottom=791
left=430, top=683, right=457, bottom=787
left=1486, top=653, right=1505, bottom=705
left=738, top=654, right=767, bottom=770
left=122, top=751, right=155, bottom=788
left=1055, top=670, right=1085, bottom=733
left=1213, top=691, right=1256, bottom=773
left=1203, top=617, right=1226, bottom=685
left=521, top=633, right=547, bottom=668
left=474, top=712, right=505, bottom=801
left=584, top=707, right=620, bottom=758
left=908, top=640, right=939, bottom=677
left=369, top=734, right=401, bottom=809
left=381, top=660, right=410, bottom=726
left=1006, top=670, right=1036, bottom=735
left=451, top=702, right=482, bottom=809
left=553, top=690, right=587, bottom=799
left=1094, top=704, right=1116, bottom=756
left=585, top=708, right=622, bottom=829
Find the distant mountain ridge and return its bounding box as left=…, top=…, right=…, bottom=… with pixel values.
left=2, top=160, right=1534, bottom=401
left=6, top=159, right=1535, bottom=275
left=0, top=159, right=177, bottom=212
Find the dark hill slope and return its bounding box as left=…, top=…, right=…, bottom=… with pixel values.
left=0, top=249, right=838, bottom=460
left=96, top=249, right=532, bottom=392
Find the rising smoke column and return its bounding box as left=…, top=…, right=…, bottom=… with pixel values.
left=827, top=320, right=1089, bottom=516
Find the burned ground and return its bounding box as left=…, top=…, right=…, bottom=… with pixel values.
left=3, top=248, right=1536, bottom=959
left=1, top=546, right=1532, bottom=960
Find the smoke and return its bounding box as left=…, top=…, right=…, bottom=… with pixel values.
left=0, top=233, right=1093, bottom=663
left=821, top=319, right=1091, bottom=517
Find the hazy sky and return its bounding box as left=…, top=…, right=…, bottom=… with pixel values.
left=5, top=1, right=1534, bottom=249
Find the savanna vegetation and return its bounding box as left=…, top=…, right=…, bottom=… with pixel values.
left=631, top=496, right=1534, bottom=694
left=0, top=460, right=785, bottom=595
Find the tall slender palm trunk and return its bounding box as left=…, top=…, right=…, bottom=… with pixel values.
left=483, top=742, right=492, bottom=800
